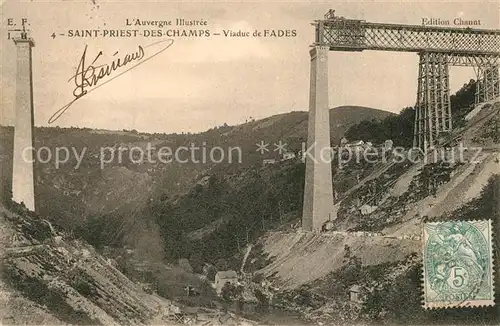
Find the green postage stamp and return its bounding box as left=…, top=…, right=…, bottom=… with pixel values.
left=423, top=220, right=495, bottom=309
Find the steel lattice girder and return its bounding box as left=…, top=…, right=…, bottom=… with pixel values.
left=476, top=65, right=500, bottom=103
left=314, top=19, right=500, bottom=56
left=312, top=13, right=500, bottom=150
left=447, top=54, right=498, bottom=67
left=413, top=53, right=452, bottom=149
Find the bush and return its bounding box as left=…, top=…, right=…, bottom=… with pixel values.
left=220, top=282, right=243, bottom=301
left=252, top=273, right=264, bottom=284
left=69, top=270, right=97, bottom=298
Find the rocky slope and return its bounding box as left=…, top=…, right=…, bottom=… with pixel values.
left=256, top=101, right=500, bottom=285
left=245, top=101, right=500, bottom=323
left=0, top=202, right=255, bottom=325
left=0, top=202, right=181, bottom=325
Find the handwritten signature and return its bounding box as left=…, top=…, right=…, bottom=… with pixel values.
left=48, top=39, right=175, bottom=124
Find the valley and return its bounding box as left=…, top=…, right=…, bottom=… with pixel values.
left=2, top=93, right=500, bottom=324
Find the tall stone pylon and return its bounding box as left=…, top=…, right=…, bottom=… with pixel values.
left=302, top=46, right=335, bottom=231
left=12, top=32, right=36, bottom=211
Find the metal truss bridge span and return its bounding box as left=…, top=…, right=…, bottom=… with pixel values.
left=313, top=10, right=500, bottom=149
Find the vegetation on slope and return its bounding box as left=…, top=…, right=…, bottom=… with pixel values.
left=451, top=79, right=477, bottom=128
left=2, top=201, right=165, bottom=325
left=345, top=80, right=477, bottom=147
left=361, top=175, right=500, bottom=324
left=335, top=159, right=464, bottom=232
left=345, top=106, right=415, bottom=147
left=266, top=176, right=499, bottom=325
left=152, top=161, right=306, bottom=268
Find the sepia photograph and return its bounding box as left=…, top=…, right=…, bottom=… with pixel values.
left=0, top=0, right=499, bottom=324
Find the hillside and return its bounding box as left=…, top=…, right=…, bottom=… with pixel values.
left=244, top=100, right=500, bottom=324
left=0, top=201, right=178, bottom=324
left=0, top=105, right=390, bottom=251
left=0, top=201, right=256, bottom=325
left=2, top=85, right=498, bottom=323
left=238, top=105, right=392, bottom=147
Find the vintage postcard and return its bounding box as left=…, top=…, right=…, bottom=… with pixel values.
left=0, top=0, right=499, bottom=325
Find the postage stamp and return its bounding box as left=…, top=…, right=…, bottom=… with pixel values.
left=423, top=220, right=495, bottom=309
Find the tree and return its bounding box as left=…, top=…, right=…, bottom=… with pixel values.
left=215, top=258, right=228, bottom=271
left=345, top=81, right=476, bottom=149
left=220, top=282, right=243, bottom=301
left=450, top=79, right=476, bottom=127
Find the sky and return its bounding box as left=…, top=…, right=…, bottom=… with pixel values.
left=1, top=0, right=498, bottom=133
